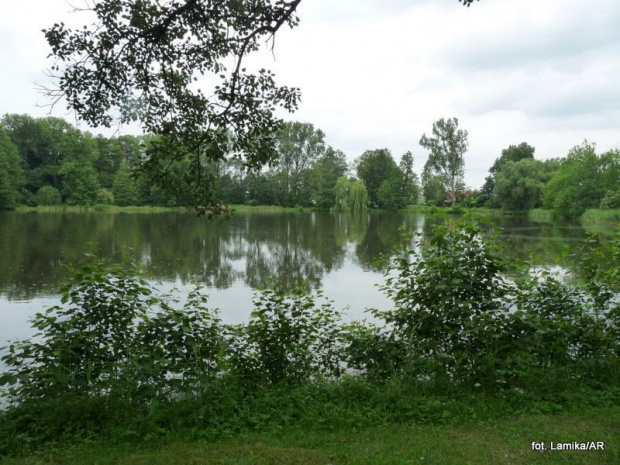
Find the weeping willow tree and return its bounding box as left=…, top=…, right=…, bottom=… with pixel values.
left=333, top=177, right=368, bottom=213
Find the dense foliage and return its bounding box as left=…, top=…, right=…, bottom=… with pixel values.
left=0, top=128, right=25, bottom=210
left=2, top=113, right=618, bottom=216
left=0, top=114, right=421, bottom=211
left=40, top=0, right=479, bottom=214
left=420, top=117, right=468, bottom=206
left=1, top=219, right=618, bottom=454
left=542, top=142, right=620, bottom=219
left=481, top=140, right=619, bottom=218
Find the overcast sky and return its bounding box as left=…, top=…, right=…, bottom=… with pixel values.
left=2, top=0, right=620, bottom=188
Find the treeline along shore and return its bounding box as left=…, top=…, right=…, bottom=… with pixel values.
left=1, top=114, right=619, bottom=221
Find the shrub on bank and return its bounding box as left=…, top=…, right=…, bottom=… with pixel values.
left=1, top=219, right=619, bottom=455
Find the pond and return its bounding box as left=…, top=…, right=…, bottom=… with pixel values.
left=0, top=210, right=613, bottom=345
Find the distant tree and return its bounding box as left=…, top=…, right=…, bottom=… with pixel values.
left=490, top=142, right=535, bottom=175
left=334, top=177, right=368, bottom=213
left=493, top=159, right=546, bottom=211
left=543, top=142, right=620, bottom=218
left=245, top=171, right=278, bottom=206
left=93, top=135, right=144, bottom=189
left=59, top=159, right=101, bottom=205
left=1, top=114, right=43, bottom=169
left=112, top=161, right=139, bottom=206
left=2, top=115, right=102, bottom=203
left=35, top=185, right=62, bottom=206
left=476, top=175, right=495, bottom=207
left=93, top=135, right=124, bottom=188
left=0, top=128, right=25, bottom=209
left=213, top=158, right=246, bottom=205
left=274, top=122, right=326, bottom=206
left=310, top=147, right=348, bottom=209
left=2, top=115, right=60, bottom=193
left=399, top=151, right=420, bottom=205
left=95, top=188, right=115, bottom=205
left=421, top=171, right=447, bottom=206
left=419, top=117, right=468, bottom=205
left=356, top=149, right=402, bottom=208
left=377, top=174, right=407, bottom=210
left=482, top=142, right=536, bottom=207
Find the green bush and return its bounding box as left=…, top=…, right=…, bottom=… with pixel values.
left=35, top=185, right=62, bottom=206
left=373, top=220, right=509, bottom=386
left=95, top=187, right=115, bottom=205
left=600, top=190, right=620, bottom=209
left=0, top=259, right=224, bottom=444
left=229, top=283, right=344, bottom=386
left=1, top=221, right=619, bottom=453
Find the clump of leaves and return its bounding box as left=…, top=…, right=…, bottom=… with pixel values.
left=228, top=282, right=344, bottom=387
left=0, top=258, right=224, bottom=443
left=373, top=219, right=509, bottom=385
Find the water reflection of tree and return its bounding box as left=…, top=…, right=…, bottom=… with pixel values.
left=0, top=212, right=353, bottom=298
left=354, top=212, right=425, bottom=270
left=244, top=213, right=344, bottom=290
left=0, top=212, right=110, bottom=300
left=1, top=211, right=613, bottom=301
left=489, top=216, right=593, bottom=267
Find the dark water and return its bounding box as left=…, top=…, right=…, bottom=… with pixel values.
left=0, top=210, right=612, bottom=344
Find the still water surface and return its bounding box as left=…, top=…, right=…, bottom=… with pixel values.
left=0, top=210, right=611, bottom=345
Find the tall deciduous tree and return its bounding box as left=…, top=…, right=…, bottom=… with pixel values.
left=483, top=142, right=536, bottom=206
left=493, top=158, right=546, bottom=211
left=59, top=160, right=101, bottom=205
left=0, top=128, right=25, bottom=210
left=274, top=122, right=326, bottom=207
left=356, top=149, right=402, bottom=208
left=112, top=161, right=139, bottom=206
left=420, top=117, right=468, bottom=206
left=399, top=151, right=420, bottom=205
left=310, top=147, right=348, bottom=209
left=543, top=142, right=620, bottom=219
left=490, top=142, right=535, bottom=175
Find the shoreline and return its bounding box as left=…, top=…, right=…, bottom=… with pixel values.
left=10, top=204, right=620, bottom=228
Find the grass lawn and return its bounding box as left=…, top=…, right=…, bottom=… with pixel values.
left=5, top=407, right=618, bottom=464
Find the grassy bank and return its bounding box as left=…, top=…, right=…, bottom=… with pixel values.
left=401, top=205, right=502, bottom=216
left=581, top=209, right=620, bottom=226
left=12, top=205, right=620, bottom=228
left=529, top=208, right=620, bottom=229
left=15, top=204, right=317, bottom=214
left=228, top=204, right=314, bottom=213
left=15, top=205, right=184, bottom=214
left=4, top=406, right=619, bottom=464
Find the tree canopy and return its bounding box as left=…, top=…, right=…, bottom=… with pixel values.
left=356, top=149, right=404, bottom=209
left=44, top=0, right=304, bottom=215
left=543, top=142, right=620, bottom=219
left=490, top=142, right=535, bottom=175
left=493, top=158, right=546, bottom=211
left=420, top=117, right=468, bottom=205
left=0, top=128, right=25, bottom=210
left=43, top=0, right=480, bottom=215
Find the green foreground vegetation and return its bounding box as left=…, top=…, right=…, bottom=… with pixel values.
left=1, top=218, right=619, bottom=460
left=4, top=406, right=619, bottom=464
